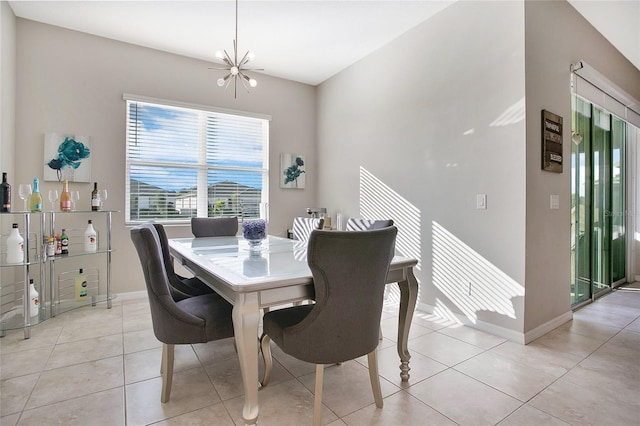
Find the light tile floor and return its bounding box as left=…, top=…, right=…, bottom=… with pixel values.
left=1, top=288, right=639, bottom=425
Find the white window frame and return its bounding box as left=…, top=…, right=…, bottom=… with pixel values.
left=124, top=94, right=270, bottom=225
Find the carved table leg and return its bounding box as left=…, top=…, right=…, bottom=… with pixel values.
left=233, top=293, right=260, bottom=425
left=397, top=267, right=418, bottom=381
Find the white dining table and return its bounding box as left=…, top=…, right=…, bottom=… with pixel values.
left=169, top=235, right=418, bottom=426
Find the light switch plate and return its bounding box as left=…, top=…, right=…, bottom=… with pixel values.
left=476, top=194, right=487, bottom=210
left=550, top=194, right=560, bottom=210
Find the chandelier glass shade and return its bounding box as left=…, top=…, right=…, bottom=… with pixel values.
left=211, top=0, right=262, bottom=98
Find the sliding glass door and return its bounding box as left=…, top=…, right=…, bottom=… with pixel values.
left=571, top=98, right=591, bottom=305
left=591, top=106, right=612, bottom=297
left=611, top=117, right=626, bottom=285
left=571, top=99, right=626, bottom=306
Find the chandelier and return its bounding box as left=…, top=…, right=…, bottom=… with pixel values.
left=211, top=0, right=262, bottom=98
left=570, top=61, right=583, bottom=145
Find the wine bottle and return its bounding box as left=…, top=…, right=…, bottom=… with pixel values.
left=60, top=180, right=71, bottom=212
left=61, top=229, right=69, bottom=255
left=29, top=178, right=42, bottom=212
left=1, top=172, right=11, bottom=212
left=6, top=223, right=24, bottom=264
left=91, top=182, right=99, bottom=211
left=84, top=220, right=97, bottom=252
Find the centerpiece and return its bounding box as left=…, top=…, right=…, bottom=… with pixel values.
left=242, top=219, right=267, bottom=254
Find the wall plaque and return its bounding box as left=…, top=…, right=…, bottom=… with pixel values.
left=542, top=110, right=563, bottom=173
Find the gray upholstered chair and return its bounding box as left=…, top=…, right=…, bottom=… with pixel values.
left=345, top=218, right=395, bottom=340
left=292, top=217, right=324, bottom=241
left=191, top=217, right=239, bottom=237
left=346, top=218, right=394, bottom=231
left=260, top=227, right=397, bottom=425
left=130, top=223, right=235, bottom=403
left=152, top=223, right=214, bottom=299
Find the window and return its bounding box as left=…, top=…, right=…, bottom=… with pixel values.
left=125, top=95, right=269, bottom=224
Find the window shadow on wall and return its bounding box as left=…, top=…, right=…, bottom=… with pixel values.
left=359, top=167, right=421, bottom=304
left=432, top=220, right=524, bottom=324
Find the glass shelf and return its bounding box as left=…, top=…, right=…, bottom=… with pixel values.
left=0, top=210, right=116, bottom=338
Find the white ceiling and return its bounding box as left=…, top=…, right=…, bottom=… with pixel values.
left=8, top=1, right=640, bottom=86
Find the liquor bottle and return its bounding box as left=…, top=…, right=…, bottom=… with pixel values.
left=54, top=233, right=62, bottom=255
left=29, top=178, right=42, bottom=212
left=6, top=223, right=24, bottom=264
left=47, top=236, right=56, bottom=257
left=84, top=220, right=97, bottom=252
left=29, top=279, right=39, bottom=317
left=61, top=229, right=69, bottom=255
left=91, top=182, right=100, bottom=211
left=1, top=172, right=11, bottom=212
left=75, top=268, right=88, bottom=301
left=60, top=180, right=71, bottom=212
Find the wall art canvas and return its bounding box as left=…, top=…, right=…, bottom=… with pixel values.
left=44, top=133, right=92, bottom=182
left=280, top=153, right=305, bottom=189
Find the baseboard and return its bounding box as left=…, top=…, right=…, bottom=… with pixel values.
left=522, top=310, right=573, bottom=344
left=416, top=301, right=572, bottom=345
left=115, top=290, right=147, bottom=301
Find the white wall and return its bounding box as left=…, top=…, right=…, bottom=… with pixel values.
left=0, top=1, right=17, bottom=288
left=1, top=1, right=16, bottom=179
left=7, top=0, right=640, bottom=341
left=317, top=1, right=527, bottom=339
left=523, top=0, right=640, bottom=337
left=317, top=0, right=640, bottom=342
left=13, top=19, right=317, bottom=294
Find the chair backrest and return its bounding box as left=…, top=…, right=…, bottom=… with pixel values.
left=191, top=217, right=239, bottom=237
left=346, top=218, right=394, bottom=231
left=292, top=217, right=324, bottom=241
left=130, top=223, right=207, bottom=343
left=152, top=223, right=192, bottom=301
left=286, top=227, right=397, bottom=364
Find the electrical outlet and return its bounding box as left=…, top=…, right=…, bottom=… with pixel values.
left=476, top=194, right=487, bottom=210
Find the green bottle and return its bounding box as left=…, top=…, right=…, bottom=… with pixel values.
left=29, top=178, right=42, bottom=212
left=61, top=229, right=69, bottom=255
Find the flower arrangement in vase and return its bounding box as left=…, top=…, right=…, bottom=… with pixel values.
left=242, top=219, right=267, bottom=254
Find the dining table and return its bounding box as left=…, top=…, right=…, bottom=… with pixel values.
left=169, top=234, right=418, bottom=426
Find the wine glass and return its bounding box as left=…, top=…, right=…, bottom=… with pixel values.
left=99, top=189, right=108, bottom=209
left=70, top=190, right=80, bottom=211
left=48, top=189, right=59, bottom=211
left=18, top=184, right=32, bottom=211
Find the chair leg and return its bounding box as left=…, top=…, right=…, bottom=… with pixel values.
left=259, top=333, right=272, bottom=388
left=367, top=349, right=383, bottom=408
left=161, top=343, right=175, bottom=403
left=313, top=364, right=324, bottom=426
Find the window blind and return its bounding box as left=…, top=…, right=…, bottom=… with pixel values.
left=125, top=97, right=269, bottom=224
